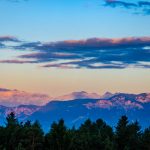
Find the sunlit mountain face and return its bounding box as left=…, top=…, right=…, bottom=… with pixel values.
left=0, top=89, right=150, bottom=131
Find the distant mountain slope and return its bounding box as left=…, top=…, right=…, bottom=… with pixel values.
left=29, top=92, right=150, bottom=131
left=0, top=92, right=150, bottom=132
left=0, top=105, right=41, bottom=125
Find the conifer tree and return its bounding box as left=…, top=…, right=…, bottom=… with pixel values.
left=23, top=120, right=44, bottom=150
left=5, top=112, right=22, bottom=150
left=141, top=127, right=150, bottom=150
left=126, top=121, right=141, bottom=150
left=45, top=119, right=70, bottom=150
left=115, top=116, right=129, bottom=150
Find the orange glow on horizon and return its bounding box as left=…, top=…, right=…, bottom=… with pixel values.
left=0, top=63, right=150, bottom=97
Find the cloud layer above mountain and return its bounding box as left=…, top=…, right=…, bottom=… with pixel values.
left=0, top=36, right=150, bottom=69
left=55, top=91, right=101, bottom=101
left=103, top=0, right=150, bottom=15
left=0, top=88, right=51, bottom=106
left=0, top=87, right=150, bottom=109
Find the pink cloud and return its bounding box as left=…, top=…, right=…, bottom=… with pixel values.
left=0, top=60, right=36, bottom=64
left=0, top=88, right=52, bottom=106
left=0, top=36, right=19, bottom=42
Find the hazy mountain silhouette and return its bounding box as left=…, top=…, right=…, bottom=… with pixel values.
left=0, top=92, right=150, bottom=131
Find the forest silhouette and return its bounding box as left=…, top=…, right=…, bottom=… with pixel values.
left=0, top=112, right=150, bottom=150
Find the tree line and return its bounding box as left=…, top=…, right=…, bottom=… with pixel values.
left=0, top=112, right=150, bottom=150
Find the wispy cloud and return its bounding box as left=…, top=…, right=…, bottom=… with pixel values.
left=105, top=0, right=137, bottom=8
left=0, top=36, right=150, bottom=69
left=2, top=0, right=150, bottom=15
left=0, top=36, right=20, bottom=42
left=0, top=88, right=11, bottom=92
left=103, top=0, right=150, bottom=15
left=0, top=60, right=37, bottom=64
left=0, top=36, right=21, bottom=48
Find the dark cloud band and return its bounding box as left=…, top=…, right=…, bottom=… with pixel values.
left=104, top=0, right=150, bottom=15
left=0, top=36, right=150, bottom=69
left=0, top=36, right=20, bottom=42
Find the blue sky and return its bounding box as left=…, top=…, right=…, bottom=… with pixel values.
left=0, top=0, right=150, bottom=98
left=0, top=0, right=150, bottom=41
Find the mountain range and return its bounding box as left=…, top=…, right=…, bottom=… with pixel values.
left=0, top=91, right=150, bottom=131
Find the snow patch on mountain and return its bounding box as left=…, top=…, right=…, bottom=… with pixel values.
left=136, top=93, right=150, bottom=103
left=85, top=93, right=146, bottom=110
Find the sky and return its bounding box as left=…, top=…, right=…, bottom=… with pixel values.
left=0, top=0, right=150, bottom=105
